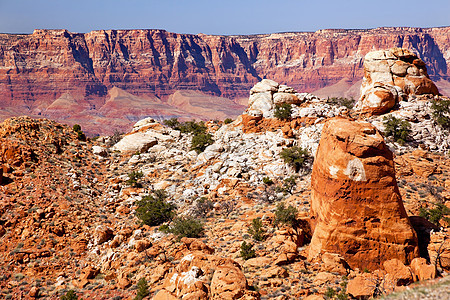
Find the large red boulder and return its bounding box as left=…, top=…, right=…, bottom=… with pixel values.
left=308, top=117, right=419, bottom=270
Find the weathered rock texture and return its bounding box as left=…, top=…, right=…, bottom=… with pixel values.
left=246, top=79, right=319, bottom=118
left=356, top=48, right=439, bottom=114
left=309, top=118, right=419, bottom=270
left=1, top=27, right=450, bottom=134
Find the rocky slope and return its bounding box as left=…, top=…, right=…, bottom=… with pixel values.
left=1, top=27, right=450, bottom=134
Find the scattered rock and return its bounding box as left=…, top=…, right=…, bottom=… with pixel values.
left=94, top=225, right=114, bottom=245
left=211, top=265, right=247, bottom=300
left=383, top=258, right=413, bottom=285
left=410, top=257, right=436, bottom=281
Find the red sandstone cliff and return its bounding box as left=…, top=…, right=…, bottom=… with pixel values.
left=0, top=27, right=449, bottom=134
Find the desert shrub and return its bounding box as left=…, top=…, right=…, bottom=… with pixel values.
left=72, top=124, right=81, bottom=132
left=324, top=287, right=336, bottom=299
left=164, top=119, right=208, bottom=135
left=167, top=217, right=204, bottom=239
left=240, top=241, right=256, bottom=260
left=163, top=118, right=181, bottom=129
left=383, top=115, right=412, bottom=144
left=179, top=120, right=207, bottom=135
left=72, top=124, right=86, bottom=141
left=126, top=171, right=144, bottom=188
left=192, top=197, right=214, bottom=218
left=248, top=218, right=266, bottom=241
left=134, top=278, right=149, bottom=300
left=262, top=177, right=274, bottom=185
left=275, top=175, right=297, bottom=195
left=327, top=97, right=355, bottom=109
left=135, top=190, right=175, bottom=226
left=220, top=200, right=236, bottom=217
left=431, top=99, right=450, bottom=129
left=191, top=133, right=214, bottom=153
left=419, top=202, right=450, bottom=226
left=107, top=130, right=123, bottom=146
left=280, top=146, right=310, bottom=172
left=274, top=202, right=298, bottom=228
left=61, top=290, right=78, bottom=300
left=224, top=118, right=233, bottom=124
left=274, top=103, right=292, bottom=120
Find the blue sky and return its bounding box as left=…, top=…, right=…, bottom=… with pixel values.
left=0, top=0, right=449, bottom=35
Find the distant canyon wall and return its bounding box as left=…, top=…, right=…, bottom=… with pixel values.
left=0, top=27, right=449, bottom=134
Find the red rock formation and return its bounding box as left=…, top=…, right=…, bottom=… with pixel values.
left=1, top=27, right=449, bottom=134
left=356, top=48, right=439, bottom=115
left=309, top=117, right=419, bottom=270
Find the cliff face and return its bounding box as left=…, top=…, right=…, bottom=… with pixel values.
left=0, top=27, right=449, bottom=134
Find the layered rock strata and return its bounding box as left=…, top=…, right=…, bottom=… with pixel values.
left=309, top=117, right=419, bottom=270
left=1, top=27, right=450, bottom=134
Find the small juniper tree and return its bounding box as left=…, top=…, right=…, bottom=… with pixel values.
left=163, top=118, right=181, bottom=130
left=431, top=99, right=450, bottom=130
left=126, top=171, right=144, bottom=187
left=280, top=146, right=310, bottom=172
left=134, top=277, right=150, bottom=300
left=274, top=202, right=298, bottom=228
left=135, top=190, right=175, bottom=226
left=248, top=218, right=266, bottom=241
left=72, top=124, right=86, bottom=141
left=61, top=290, right=78, bottom=300
left=191, top=133, right=214, bottom=153
left=383, top=115, right=412, bottom=144
left=166, top=217, right=205, bottom=240
left=240, top=241, right=256, bottom=260
left=274, top=103, right=293, bottom=120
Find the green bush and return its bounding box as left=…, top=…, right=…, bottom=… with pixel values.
left=248, top=218, right=266, bottom=241
left=163, top=118, right=181, bottom=129
left=274, top=202, right=298, bottom=228
left=275, top=175, right=297, bottom=195
left=324, top=287, right=336, bottom=299
left=327, top=97, right=355, bottom=109
left=73, top=124, right=81, bottom=132
left=126, top=171, right=144, bottom=187
left=191, top=133, right=214, bottom=153
left=61, top=290, right=78, bottom=300
left=383, top=115, right=412, bottom=144
left=135, top=190, right=175, bottom=226
left=431, top=99, right=450, bottom=130
left=134, top=277, right=149, bottom=300
left=167, top=217, right=204, bottom=239
left=240, top=241, right=256, bottom=260
left=280, top=146, right=310, bottom=172
left=179, top=120, right=207, bottom=135
left=262, top=177, right=274, bottom=185
left=224, top=118, right=233, bottom=124
left=419, top=202, right=450, bottom=226
left=72, top=124, right=86, bottom=141
left=164, top=119, right=208, bottom=135
left=274, top=103, right=292, bottom=120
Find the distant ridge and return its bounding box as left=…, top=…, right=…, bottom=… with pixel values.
left=0, top=26, right=449, bottom=134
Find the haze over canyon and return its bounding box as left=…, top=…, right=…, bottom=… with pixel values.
left=0, top=26, right=449, bottom=134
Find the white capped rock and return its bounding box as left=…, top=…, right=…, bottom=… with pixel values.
left=250, top=79, right=279, bottom=94
left=92, top=145, right=108, bottom=157
left=111, top=132, right=158, bottom=153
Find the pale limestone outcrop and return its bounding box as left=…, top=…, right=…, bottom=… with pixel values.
left=356, top=48, right=439, bottom=115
